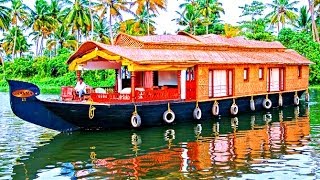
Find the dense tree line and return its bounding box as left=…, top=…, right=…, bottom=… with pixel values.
left=0, top=0, right=320, bottom=92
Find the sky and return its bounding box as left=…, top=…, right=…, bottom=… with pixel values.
left=23, top=0, right=309, bottom=34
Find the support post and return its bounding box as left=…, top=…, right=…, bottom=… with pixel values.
left=115, top=69, right=118, bottom=93
left=181, top=70, right=186, bottom=100
left=177, top=71, right=181, bottom=98
left=131, top=71, right=136, bottom=101
left=117, top=69, right=122, bottom=93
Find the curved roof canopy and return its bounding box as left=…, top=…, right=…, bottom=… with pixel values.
left=67, top=32, right=312, bottom=71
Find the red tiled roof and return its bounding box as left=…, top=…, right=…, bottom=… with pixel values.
left=67, top=32, right=312, bottom=65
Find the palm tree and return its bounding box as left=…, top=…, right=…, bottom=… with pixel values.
left=46, top=24, right=78, bottom=56
left=173, top=4, right=201, bottom=35
left=95, top=0, right=133, bottom=45
left=308, top=0, right=320, bottom=42
left=294, top=6, right=310, bottom=31
left=0, top=0, right=10, bottom=31
left=29, top=0, right=59, bottom=56
left=63, top=0, right=91, bottom=44
left=120, top=7, right=156, bottom=35
left=9, top=0, right=30, bottom=59
left=135, top=0, right=167, bottom=36
left=266, top=0, right=299, bottom=33
left=197, top=0, right=224, bottom=34
left=93, top=17, right=110, bottom=44
left=1, top=26, right=29, bottom=58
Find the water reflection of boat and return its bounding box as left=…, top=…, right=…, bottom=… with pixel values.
left=13, top=106, right=310, bottom=179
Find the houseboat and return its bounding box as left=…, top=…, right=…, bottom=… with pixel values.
left=8, top=32, right=312, bottom=131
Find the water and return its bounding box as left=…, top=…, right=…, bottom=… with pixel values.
left=0, top=91, right=319, bottom=179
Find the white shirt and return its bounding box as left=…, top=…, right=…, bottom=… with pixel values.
left=75, top=81, right=86, bottom=93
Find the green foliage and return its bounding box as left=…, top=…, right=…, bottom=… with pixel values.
left=0, top=48, right=115, bottom=93
left=278, top=28, right=320, bottom=84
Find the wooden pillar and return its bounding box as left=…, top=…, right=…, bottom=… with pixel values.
left=131, top=71, right=136, bottom=101
left=115, top=69, right=118, bottom=92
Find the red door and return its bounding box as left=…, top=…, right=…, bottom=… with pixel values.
left=186, top=67, right=196, bottom=100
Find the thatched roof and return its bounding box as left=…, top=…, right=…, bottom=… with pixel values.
left=67, top=32, right=312, bottom=67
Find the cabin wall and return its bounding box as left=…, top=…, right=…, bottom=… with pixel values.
left=233, top=65, right=266, bottom=97
left=285, top=65, right=309, bottom=91
left=196, top=64, right=309, bottom=101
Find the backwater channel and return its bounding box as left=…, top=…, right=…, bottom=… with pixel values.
left=0, top=90, right=319, bottom=179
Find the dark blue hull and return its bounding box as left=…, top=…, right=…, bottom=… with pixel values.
left=8, top=80, right=307, bottom=131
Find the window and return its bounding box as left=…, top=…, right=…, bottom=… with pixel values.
left=244, top=68, right=249, bottom=81
left=209, top=69, right=233, bottom=98
left=298, top=66, right=302, bottom=78
left=259, top=68, right=264, bottom=80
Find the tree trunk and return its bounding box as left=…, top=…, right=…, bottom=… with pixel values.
left=12, top=25, right=18, bottom=60
left=206, top=25, right=208, bottom=35
left=309, top=0, right=320, bottom=42
left=109, top=12, right=114, bottom=45
left=147, top=1, right=150, bottom=36
left=89, top=0, right=94, bottom=40
left=35, top=36, right=39, bottom=56
left=40, top=35, right=44, bottom=56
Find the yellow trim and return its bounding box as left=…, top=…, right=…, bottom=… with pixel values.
left=127, top=64, right=192, bottom=71
left=69, top=49, right=121, bottom=71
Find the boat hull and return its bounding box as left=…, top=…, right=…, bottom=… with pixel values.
left=8, top=80, right=306, bottom=131
left=7, top=80, right=79, bottom=131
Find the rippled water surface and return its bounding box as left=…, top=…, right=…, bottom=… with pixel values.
left=0, top=91, right=320, bottom=179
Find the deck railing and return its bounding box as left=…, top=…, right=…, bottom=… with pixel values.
left=90, top=88, right=179, bottom=103
left=61, top=86, right=180, bottom=103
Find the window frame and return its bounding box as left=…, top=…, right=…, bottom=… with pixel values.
left=259, top=68, right=264, bottom=80
left=208, top=69, right=234, bottom=98
left=244, top=68, right=249, bottom=82
left=298, top=66, right=302, bottom=78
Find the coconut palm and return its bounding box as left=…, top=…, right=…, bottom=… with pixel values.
left=197, top=0, right=224, bottom=34
left=0, top=0, right=10, bottom=31
left=308, top=0, right=320, bottom=42
left=266, top=0, right=299, bottom=33
left=95, top=0, right=133, bottom=45
left=46, top=24, right=78, bottom=56
left=29, top=0, right=59, bottom=56
left=9, top=0, right=30, bottom=59
left=134, top=0, right=167, bottom=36
left=173, top=4, right=201, bottom=35
left=1, top=26, right=29, bottom=58
left=93, top=17, right=110, bottom=44
left=294, top=6, right=310, bottom=31
left=63, top=0, right=92, bottom=43
left=120, top=7, right=156, bottom=35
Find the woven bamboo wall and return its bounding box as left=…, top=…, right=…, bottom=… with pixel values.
left=196, top=64, right=309, bottom=101
left=233, top=65, right=266, bottom=97
left=285, top=65, right=309, bottom=91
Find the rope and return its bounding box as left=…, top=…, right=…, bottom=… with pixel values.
left=251, top=96, right=253, bottom=101
left=196, top=101, right=199, bottom=108
left=232, top=98, right=236, bottom=105
left=295, top=91, right=298, bottom=96
left=132, top=105, right=137, bottom=115
left=88, top=98, right=96, bottom=119
left=266, top=94, right=269, bottom=100
left=167, top=103, right=171, bottom=112
left=214, top=100, right=219, bottom=105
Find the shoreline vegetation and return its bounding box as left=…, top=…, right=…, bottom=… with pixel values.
left=0, top=0, right=320, bottom=95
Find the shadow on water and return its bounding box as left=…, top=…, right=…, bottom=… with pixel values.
left=10, top=104, right=314, bottom=179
